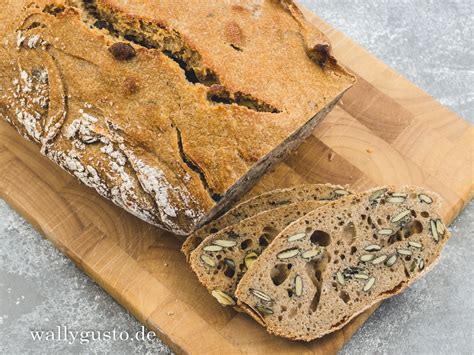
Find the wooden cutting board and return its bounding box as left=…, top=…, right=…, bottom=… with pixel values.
left=0, top=6, right=472, bottom=354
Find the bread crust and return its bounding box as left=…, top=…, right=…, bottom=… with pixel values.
left=0, top=1, right=354, bottom=235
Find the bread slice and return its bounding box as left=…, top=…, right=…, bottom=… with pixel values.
left=188, top=186, right=352, bottom=308
left=182, top=184, right=351, bottom=259
left=235, top=186, right=449, bottom=341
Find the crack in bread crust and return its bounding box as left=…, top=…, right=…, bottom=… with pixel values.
left=176, top=128, right=221, bottom=202
left=75, top=0, right=281, bottom=113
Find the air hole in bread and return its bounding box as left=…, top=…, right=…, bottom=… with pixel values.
left=310, top=230, right=331, bottom=246
left=340, top=254, right=345, bottom=260
left=240, top=239, right=252, bottom=250
left=309, top=285, right=321, bottom=312
left=281, top=305, right=287, bottom=312
left=411, top=210, right=417, bottom=218
left=259, top=236, right=269, bottom=247
left=403, top=219, right=423, bottom=238
left=377, top=218, right=383, bottom=225
left=270, top=263, right=291, bottom=286
left=209, top=227, right=218, bottom=234
left=388, top=232, right=403, bottom=245
left=223, top=259, right=235, bottom=278
left=216, top=255, right=222, bottom=260
left=361, top=214, right=366, bottom=221
left=288, top=307, right=298, bottom=319
left=367, top=216, right=372, bottom=226
left=339, top=290, right=350, bottom=304
left=421, top=211, right=430, bottom=218
left=287, top=289, right=293, bottom=297
left=278, top=315, right=283, bottom=321
left=350, top=246, right=357, bottom=255
left=342, top=222, right=356, bottom=244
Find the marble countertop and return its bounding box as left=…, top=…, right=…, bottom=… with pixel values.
left=1, top=1, right=472, bottom=354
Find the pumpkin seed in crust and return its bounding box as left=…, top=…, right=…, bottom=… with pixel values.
left=369, top=188, right=387, bottom=202
left=418, top=193, right=433, bottom=204
left=391, top=210, right=411, bottom=224
left=436, top=219, right=446, bottom=235
left=372, top=255, right=388, bottom=264
left=288, top=233, right=306, bottom=242
left=430, top=219, right=439, bottom=242
left=200, top=254, right=216, bottom=267
left=334, top=189, right=350, bottom=196
left=213, top=239, right=237, bottom=248
left=203, top=245, right=223, bottom=252
left=277, top=248, right=299, bottom=260
left=387, top=196, right=407, bottom=204
left=301, top=248, right=321, bottom=260
left=212, top=290, right=235, bottom=306
left=250, top=288, right=272, bottom=302
left=245, top=251, right=258, bottom=269
left=363, top=277, right=376, bottom=292
left=360, top=254, right=375, bottom=262
left=256, top=304, right=274, bottom=315
left=392, top=193, right=408, bottom=198
left=295, top=275, right=303, bottom=296
left=336, top=271, right=345, bottom=286
left=417, top=257, right=425, bottom=271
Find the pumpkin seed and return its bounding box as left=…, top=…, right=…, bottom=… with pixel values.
left=277, top=248, right=299, bottom=260
left=250, top=288, right=272, bottom=302
left=363, top=277, right=376, bottom=292
left=418, top=193, right=433, bottom=204
left=301, top=248, right=321, bottom=260
left=245, top=251, right=258, bottom=269
left=200, top=254, right=216, bottom=267
left=203, top=245, right=223, bottom=252
left=212, top=240, right=237, bottom=248
left=288, top=233, right=306, bottom=242
left=295, top=275, right=303, bottom=296
left=211, top=290, right=235, bottom=306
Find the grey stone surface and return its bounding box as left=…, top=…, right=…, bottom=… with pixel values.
left=0, top=1, right=472, bottom=354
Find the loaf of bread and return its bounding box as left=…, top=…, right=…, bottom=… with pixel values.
left=188, top=184, right=352, bottom=308
left=0, top=0, right=354, bottom=235
left=182, top=183, right=351, bottom=259
left=235, top=187, right=449, bottom=341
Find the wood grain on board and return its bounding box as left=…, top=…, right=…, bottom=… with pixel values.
left=0, top=5, right=472, bottom=355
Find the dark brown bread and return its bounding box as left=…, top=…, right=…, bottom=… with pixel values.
left=235, top=186, right=449, bottom=341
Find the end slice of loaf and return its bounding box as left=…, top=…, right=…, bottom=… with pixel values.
left=188, top=185, right=352, bottom=308
left=182, top=184, right=350, bottom=259
left=235, top=186, right=449, bottom=341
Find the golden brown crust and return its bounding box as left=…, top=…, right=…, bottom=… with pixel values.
left=0, top=0, right=355, bottom=235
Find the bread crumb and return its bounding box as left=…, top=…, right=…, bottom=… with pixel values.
left=164, top=263, right=168, bottom=267
left=366, top=148, right=373, bottom=153
left=167, top=311, right=174, bottom=316
left=328, top=152, right=335, bottom=161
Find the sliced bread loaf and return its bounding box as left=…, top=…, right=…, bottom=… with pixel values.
left=235, top=186, right=449, bottom=341
left=188, top=187, right=352, bottom=308
left=182, top=184, right=350, bottom=259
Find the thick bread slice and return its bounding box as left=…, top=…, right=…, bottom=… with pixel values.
left=188, top=187, right=352, bottom=308
left=235, top=186, right=449, bottom=341
left=182, top=184, right=350, bottom=259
